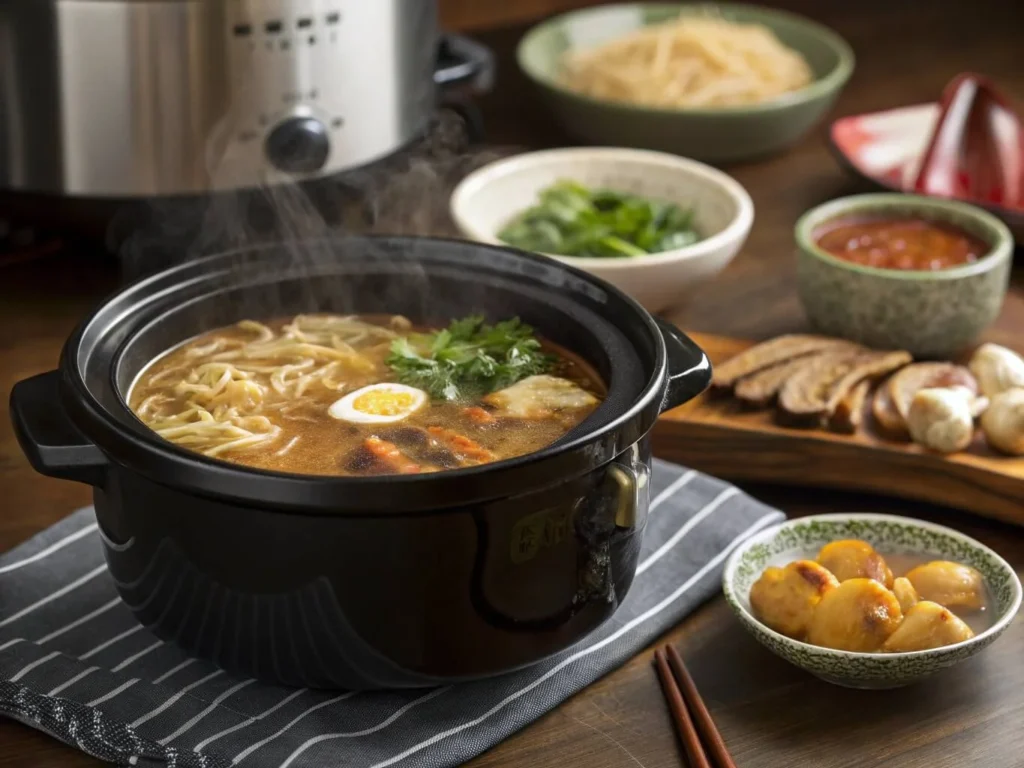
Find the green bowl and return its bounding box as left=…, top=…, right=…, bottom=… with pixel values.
left=795, top=194, right=1014, bottom=358
left=723, top=514, right=1022, bottom=689
left=517, top=2, right=855, bottom=163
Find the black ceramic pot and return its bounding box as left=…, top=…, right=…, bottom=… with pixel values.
left=10, top=236, right=710, bottom=690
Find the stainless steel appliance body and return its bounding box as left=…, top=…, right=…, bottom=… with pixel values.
left=0, top=0, right=441, bottom=197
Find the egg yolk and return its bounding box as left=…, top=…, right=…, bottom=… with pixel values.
left=352, top=390, right=417, bottom=416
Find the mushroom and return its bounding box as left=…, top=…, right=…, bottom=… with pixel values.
left=980, top=388, right=1024, bottom=455
left=906, top=386, right=987, bottom=454
left=968, top=343, right=1024, bottom=398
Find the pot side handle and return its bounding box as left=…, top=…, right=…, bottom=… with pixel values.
left=434, top=34, right=495, bottom=93
left=10, top=370, right=107, bottom=487
left=434, top=34, right=494, bottom=144
left=654, top=317, right=712, bottom=413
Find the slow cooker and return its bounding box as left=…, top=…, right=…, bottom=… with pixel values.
left=10, top=236, right=712, bottom=689
left=0, top=0, right=491, bottom=197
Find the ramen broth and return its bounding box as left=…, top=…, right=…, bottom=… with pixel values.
left=129, top=314, right=605, bottom=477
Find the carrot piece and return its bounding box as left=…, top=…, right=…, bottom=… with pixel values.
left=463, top=406, right=496, bottom=425
left=363, top=436, right=421, bottom=474
left=427, top=426, right=496, bottom=463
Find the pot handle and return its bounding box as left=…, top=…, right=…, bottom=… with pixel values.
left=434, top=34, right=494, bottom=144
left=655, top=317, right=712, bottom=413
left=434, top=34, right=495, bottom=92
left=10, top=370, right=108, bottom=487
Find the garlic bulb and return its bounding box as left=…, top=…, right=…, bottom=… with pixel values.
left=906, top=386, right=982, bottom=454
left=968, top=343, right=1024, bottom=398
left=980, top=388, right=1024, bottom=455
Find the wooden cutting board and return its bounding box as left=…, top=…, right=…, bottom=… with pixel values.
left=653, top=332, right=1024, bottom=526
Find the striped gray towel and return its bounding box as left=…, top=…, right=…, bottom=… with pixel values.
left=0, top=460, right=783, bottom=768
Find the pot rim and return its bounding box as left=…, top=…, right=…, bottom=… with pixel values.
left=59, top=235, right=677, bottom=515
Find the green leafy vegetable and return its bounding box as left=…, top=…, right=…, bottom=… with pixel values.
left=386, top=315, right=555, bottom=401
left=497, top=180, right=701, bottom=258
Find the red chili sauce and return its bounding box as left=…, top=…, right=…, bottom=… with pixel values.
left=814, top=216, right=989, bottom=271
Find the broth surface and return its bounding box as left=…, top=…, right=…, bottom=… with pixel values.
left=814, top=216, right=988, bottom=270
left=129, top=314, right=605, bottom=477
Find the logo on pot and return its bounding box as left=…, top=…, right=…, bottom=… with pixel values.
left=510, top=506, right=572, bottom=564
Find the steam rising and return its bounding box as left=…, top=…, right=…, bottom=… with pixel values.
left=113, top=0, right=501, bottom=327
left=114, top=110, right=504, bottom=291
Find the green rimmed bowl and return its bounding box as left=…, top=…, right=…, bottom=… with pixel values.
left=723, top=514, right=1022, bottom=689
left=517, top=2, right=854, bottom=163
left=795, top=194, right=1014, bottom=358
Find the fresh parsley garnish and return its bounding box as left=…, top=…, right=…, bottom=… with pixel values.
left=386, top=316, right=555, bottom=401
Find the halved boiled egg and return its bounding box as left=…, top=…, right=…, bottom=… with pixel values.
left=328, top=383, right=428, bottom=424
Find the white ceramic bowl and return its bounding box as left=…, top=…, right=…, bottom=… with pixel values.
left=449, top=147, right=754, bottom=313
left=723, top=513, right=1022, bottom=689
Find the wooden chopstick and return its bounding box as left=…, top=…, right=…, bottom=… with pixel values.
left=665, top=645, right=738, bottom=768
left=653, top=648, right=713, bottom=768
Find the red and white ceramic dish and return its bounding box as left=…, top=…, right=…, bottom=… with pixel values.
left=829, top=73, right=1024, bottom=241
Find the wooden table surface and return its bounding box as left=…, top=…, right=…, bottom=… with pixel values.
left=3, top=0, right=1024, bottom=766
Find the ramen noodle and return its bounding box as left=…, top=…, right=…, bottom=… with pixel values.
left=560, top=16, right=814, bottom=109
left=129, top=314, right=605, bottom=477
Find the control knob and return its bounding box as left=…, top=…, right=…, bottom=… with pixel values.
left=264, top=116, right=330, bottom=173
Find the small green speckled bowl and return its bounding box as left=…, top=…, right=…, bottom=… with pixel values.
left=723, top=514, right=1022, bottom=689
left=517, top=3, right=854, bottom=163
left=795, top=194, right=1013, bottom=358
